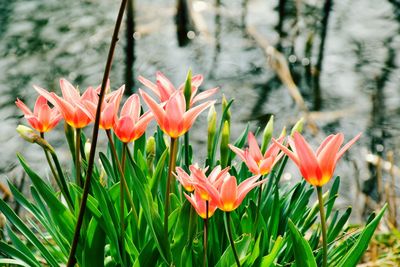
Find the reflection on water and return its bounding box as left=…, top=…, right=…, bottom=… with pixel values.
left=1, top=0, right=399, bottom=220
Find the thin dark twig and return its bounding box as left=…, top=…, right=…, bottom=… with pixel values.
left=66, top=0, right=128, bottom=265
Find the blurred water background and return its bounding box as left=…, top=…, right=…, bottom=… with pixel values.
left=0, top=0, right=399, bottom=221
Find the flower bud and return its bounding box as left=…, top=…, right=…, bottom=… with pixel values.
left=220, top=120, right=230, bottom=168
left=207, top=104, right=217, bottom=159
left=17, top=125, right=54, bottom=153
left=84, top=139, right=91, bottom=160
left=146, top=136, right=156, bottom=175
left=184, top=69, right=192, bottom=110
left=221, top=95, right=231, bottom=126
left=261, top=115, right=274, bottom=154
left=290, top=117, right=304, bottom=136
left=17, top=125, right=36, bottom=143
left=279, top=126, right=287, bottom=139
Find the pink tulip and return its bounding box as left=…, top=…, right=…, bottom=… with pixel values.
left=113, top=94, right=153, bottom=143
left=202, top=174, right=263, bottom=212
left=34, top=79, right=96, bottom=128
left=174, top=167, right=195, bottom=192
left=138, top=71, right=218, bottom=105
left=273, top=132, right=361, bottom=186
left=184, top=191, right=218, bottom=219
left=15, top=96, right=62, bottom=133
left=140, top=90, right=214, bottom=138
left=229, top=132, right=284, bottom=175
left=83, top=85, right=125, bottom=130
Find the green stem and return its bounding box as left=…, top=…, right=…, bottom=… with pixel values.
left=106, top=130, right=139, bottom=224
left=40, top=132, right=73, bottom=210
left=49, top=150, right=74, bottom=210
left=40, top=133, right=58, bottom=185
left=203, top=200, right=209, bottom=267
left=66, top=0, right=128, bottom=265
left=75, top=128, right=82, bottom=187
left=254, top=175, right=264, bottom=229
left=226, top=212, right=240, bottom=267
left=316, top=186, right=328, bottom=267
left=184, top=132, right=190, bottom=168
left=164, top=137, right=178, bottom=239
left=119, top=143, right=127, bottom=264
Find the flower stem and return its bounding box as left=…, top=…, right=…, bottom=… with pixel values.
left=226, top=212, right=240, bottom=267
left=164, top=137, right=178, bottom=239
left=184, top=132, right=190, bottom=168
left=119, top=143, right=127, bottom=264
left=75, top=128, right=81, bottom=187
left=106, top=130, right=138, bottom=224
left=40, top=132, right=73, bottom=210
left=40, top=133, right=58, bottom=184
left=316, top=186, right=327, bottom=267
left=66, top=0, right=128, bottom=265
left=254, top=175, right=264, bottom=229
left=203, top=200, right=209, bottom=267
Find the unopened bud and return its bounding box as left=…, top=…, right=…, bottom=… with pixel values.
left=220, top=120, right=230, bottom=168
left=279, top=126, right=287, bottom=139
left=146, top=136, right=156, bottom=175
left=184, top=69, right=192, bottom=110
left=17, top=125, right=54, bottom=153
left=84, top=139, right=91, bottom=160
left=221, top=95, right=231, bottom=125
left=207, top=104, right=217, bottom=159
left=290, top=117, right=304, bottom=136
left=261, top=115, right=274, bottom=153
left=17, top=125, right=36, bottom=143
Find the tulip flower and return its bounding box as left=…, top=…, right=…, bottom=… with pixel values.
left=140, top=90, right=214, bottom=138
left=190, top=165, right=230, bottom=201
left=34, top=79, right=96, bottom=129
left=199, top=174, right=262, bottom=212
left=175, top=167, right=196, bottom=192
left=273, top=132, right=361, bottom=267
left=83, top=85, right=125, bottom=130
left=113, top=94, right=153, bottom=143
left=138, top=71, right=218, bottom=105
left=184, top=191, right=218, bottom=219
left=16, top=96, right=62, bottom=133
left=272, top=132, right=362, bottom=187
left=229, top=132, right=284, bottom=176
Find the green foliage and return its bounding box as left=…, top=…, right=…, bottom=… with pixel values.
left=1, top=112, right=386, bottom=266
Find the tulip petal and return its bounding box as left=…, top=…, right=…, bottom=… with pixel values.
left=272, top=138, right=300, bottom=166
left=15, top=99, right=33, bottom=116
left=317, top=134, right=343, bottom=179
left=183, top=100, right=215, bottom=132
left=60, top=78, right=81, bottom=102
left=292, top=132, right=321, bottom=181
left=335, top=132, right=362, bottom=162
left=228, top=144, right=246, bottom=162
left=248, top=132, right=263, bottom=163
left=140, top=89, right=166, bottom=127
left=33, top=96, right=48, bottom=116
left=191, top=87, right=219, bottom=104
left=138, top=76, right=161, bottom=99
left=316, top=134, right=335, bottom=156
left=220, top=176, right=237, bottom=211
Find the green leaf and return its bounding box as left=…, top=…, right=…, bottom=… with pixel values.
left=327, top=207, right=352, bottom=243
left=83, top=218, right=106, bottom=267
left=6, top=225, right=40, bottom=265
left=129, top=159, right=172, bottom=264
left=287, top=219, right=317, bottom=267
left=0, top=258, right=32, bottom=267
left=0, top=199, right=58, bottom=266
left=336, top=204, right=387, bottom=267
left=0, top=242, right=39, bottom=267
left=260, top=236, right=283, bottom=267
left=215, top=234, right=251, bottom=267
